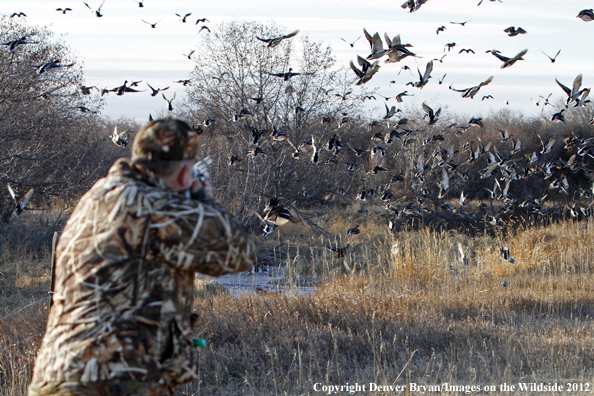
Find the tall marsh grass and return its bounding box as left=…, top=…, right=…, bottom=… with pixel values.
left=2, top=215, right=594, bottom=395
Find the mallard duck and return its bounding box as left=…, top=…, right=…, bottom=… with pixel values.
left=468, top=117, right=484, bottom=128
left=175, top=12, right=192, bottom=22
left=486, top=49, right=528, bottom=68
left=436, top=26, right=446, bottom=35
left=444, top=42, right=456, bottom=52
left=256, top=30, right=299, bottom=47
left=556, top=74, right=586, bottom=105
left=195, top=18, right=209, bottom=24
left=146, top=82, right=169, bottom=96
left=142, top=18, right=163, bottom=28
left=2, top=36, right=37, bottom=52
left=83, top=0, right=105, bottom=17
left=384, top=33, right=415, bottom=63
left=408, top=60, right=433, bottom=89
left=450, top=75, right=493, bottom=99
left=263, top=205, right=298, bottom=226
left=395, top=90, right=413, bottom=103
left=363, top=28, right=387, bottom=60
left=56, top=7, right=73, bottom=14
left=346, top=225, right=360, bottom=236
left=450, top=19, right=471, bottom=26
left=111, top=126, right=128, bottom=148
left=36, top=59, right=75, bottom=74
left=112, top=80, right=144, bottom=95
left=504, top=26, right=527, bottom=36
left=340, top=36, right=361, bottom=47
left=384, top=103, right=399, bottom=119
left=551, top=109, right=565, bottom=123
left=542, top=50, right=560, bottom=63
left=6, top=184, right=34, bottom=216
left=162, top=92, right=176, bottom=111
left=76, top=106, right=98, bottom=114
left=401, top=0, right=429, bottom=13
left=268, top=68, right=305, bottom=81
left=247, top=147, right=266, bottom=157
left=422, top=102, right=441, bottom=125
left=182, top=50, right=195, bottom=59
left=577, top=9, right=594, bottom=22
left=350, top=56, right=380, bottom=85
left=350, top=147, right=369, bottom=157
left=80, top=85, right=97, bottom=95
left=228, top=155, right=243, bottom=166
left=343, top=161, right=362, bottom=171
left=174, top=79, right=192, bottom=86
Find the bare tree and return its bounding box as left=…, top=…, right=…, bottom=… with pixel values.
left=0, top=17, right=106, bottom=219
left=181, top=20, right=368, bottom=221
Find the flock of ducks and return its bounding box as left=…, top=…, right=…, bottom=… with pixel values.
left=3, top=3, right=594, bottom=266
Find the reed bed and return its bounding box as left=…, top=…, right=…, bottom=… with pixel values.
left=2, top=217, right=594, bottom=395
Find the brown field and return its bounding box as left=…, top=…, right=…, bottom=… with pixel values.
left=2, top=212, right=594, bottom=395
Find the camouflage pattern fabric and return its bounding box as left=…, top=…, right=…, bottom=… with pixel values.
left=28, top=158, right=255, bottom=396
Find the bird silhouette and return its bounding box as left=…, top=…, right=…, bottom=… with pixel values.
left=542, top=50, right=561, bottom=63
left=577, top=9, right=594, bottom=22
left=363, top=28, right=388, bottom=60
left=175, top=12, right=192, bottom=23
left=83, top=1, right=105, bottom=17
left=486, top=49, right=528, bottom=68
left=450, top=75, right=493, bottom=99
left=2, top=36, right=38, bottom=52
left=401, top=0, right=429, bottom=13
left=162, top=92, right=176, bottom=111
left=504, top=26, right=527, bottom=36
left=340, top=36, right=361, bottom=47
left=111, top=126, right=128, bottom=148
left=350, top=56, right=380, bottom=85
left=407, top=60, right=433, bottom=89
left=256, top=30, right=299, bottom=47
left=556, top=74, right=587, bottom=106
left=450, top=20, right=471, bottom=26
left=444, top=42, right=456, bottom=52
left=422, top=102, right=441, bottom=125
left=142, top=18, right=163, bottom=28
left=268, top=67, right=307, bottom=81
left=146, top=82, right=169, bottom=96
left=34, top=59, right=75, bottom=74
left=6, top=184, right=34, bottom=217
left=56, top=8, right=73, bottom=14
left=385, top=34, right=416, bottom=63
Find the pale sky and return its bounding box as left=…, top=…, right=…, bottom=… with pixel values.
left=2, top=0, right=593, bottom=123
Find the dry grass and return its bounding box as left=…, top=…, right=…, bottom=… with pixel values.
left=3, top=215, right=594, bottom=395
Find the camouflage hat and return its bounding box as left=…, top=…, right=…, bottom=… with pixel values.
left=132, top=117, right=200, bottom=161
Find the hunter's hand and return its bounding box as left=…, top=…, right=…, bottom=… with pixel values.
left=191, top=179, right=214, bottom=201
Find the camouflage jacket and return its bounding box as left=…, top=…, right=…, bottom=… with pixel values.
left=29, top=158, right=255, bottom=395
